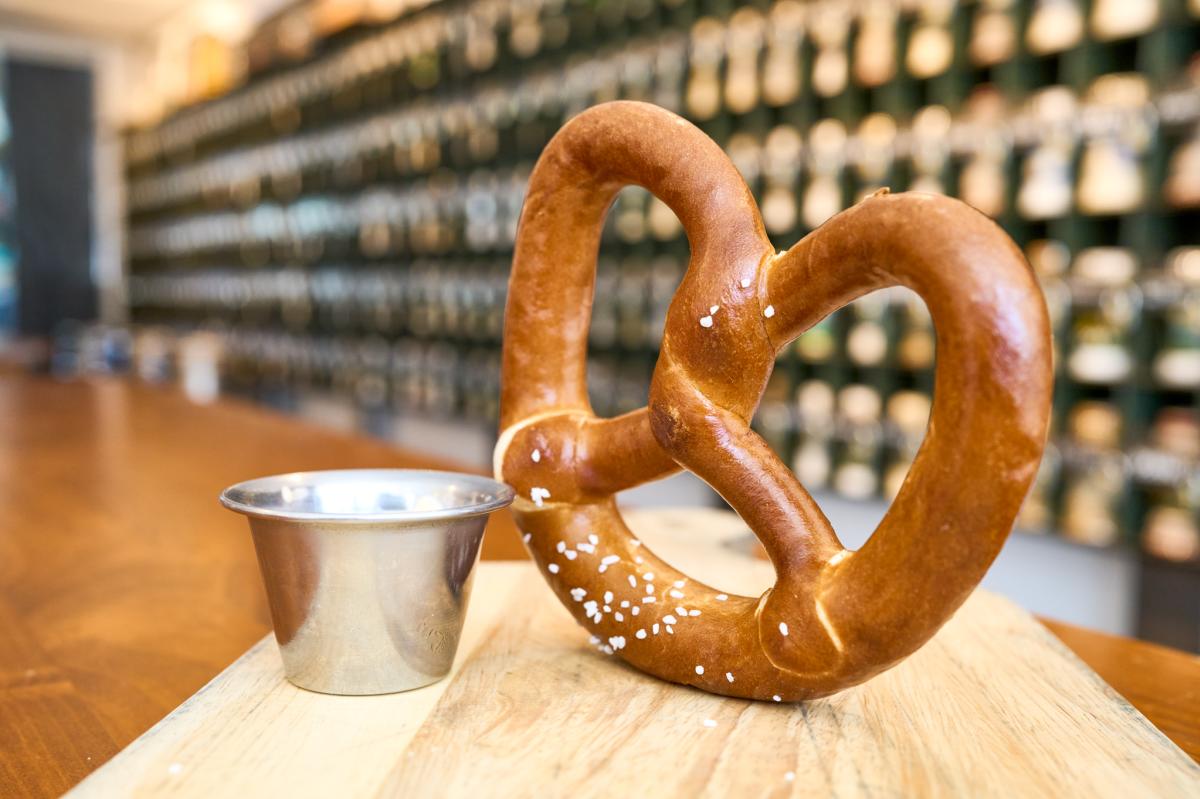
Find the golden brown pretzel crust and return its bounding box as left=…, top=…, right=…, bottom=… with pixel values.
left=496, top=101, right=1052, bottom=700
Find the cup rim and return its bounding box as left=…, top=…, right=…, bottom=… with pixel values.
left=219, top=468, right=515, bottom=523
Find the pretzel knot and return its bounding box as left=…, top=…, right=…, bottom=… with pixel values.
left=494, top=101, right=1052, bottom=700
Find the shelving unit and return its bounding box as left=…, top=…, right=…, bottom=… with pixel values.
left=121, top=0, right=1200, bottom=649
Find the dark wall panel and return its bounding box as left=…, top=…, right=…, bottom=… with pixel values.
left=5, top=59, right=95, bottom=336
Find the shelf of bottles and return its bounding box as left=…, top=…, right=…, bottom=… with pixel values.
left=123, top=0, right=1200, bottom=562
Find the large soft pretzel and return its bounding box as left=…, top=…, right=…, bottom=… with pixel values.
left=494, top=101, right=1052, bottom=700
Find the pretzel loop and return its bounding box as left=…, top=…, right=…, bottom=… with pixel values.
left=497, top=102, right=1052, bottom=700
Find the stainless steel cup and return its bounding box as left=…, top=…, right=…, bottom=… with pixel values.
left=220, top=469, right=514, bottom=695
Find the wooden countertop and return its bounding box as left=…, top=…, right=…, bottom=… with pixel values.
left=0, top=375, right=1196, bottom=797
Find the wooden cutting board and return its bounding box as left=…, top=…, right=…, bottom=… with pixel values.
left=66, top=509, right=1199, bottom=798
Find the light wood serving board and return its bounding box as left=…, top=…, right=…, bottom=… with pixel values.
left=67, top=509, right=1199, bottom=798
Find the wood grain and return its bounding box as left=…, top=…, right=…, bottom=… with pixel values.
left=1041, top=617, right=1200, bottom=762
left=1, top=376, right=1197, bottom=798
left=66, top=511, right=1200, bottom=798
left=0, top=375, right=523, bottom=798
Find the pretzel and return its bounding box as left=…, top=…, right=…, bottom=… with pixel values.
left=494, top=101, right=1052, bottom=700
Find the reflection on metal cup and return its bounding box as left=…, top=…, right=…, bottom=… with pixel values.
left=220, top=469, right=514, bottom=695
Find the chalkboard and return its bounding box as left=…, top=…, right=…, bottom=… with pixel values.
left=5, top=58, right=95, bottom=336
